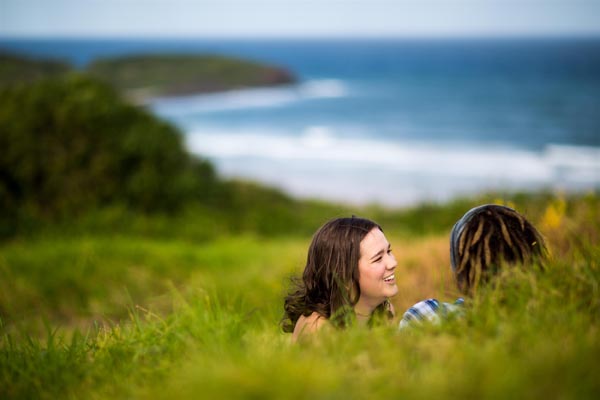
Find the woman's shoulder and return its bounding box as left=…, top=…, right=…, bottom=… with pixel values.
left=292, top=312, right=328, bottom=342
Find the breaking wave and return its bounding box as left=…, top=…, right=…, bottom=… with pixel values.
left=149, top=79, right=348, bottom=115
left=184, top=126, right=600, bottom=205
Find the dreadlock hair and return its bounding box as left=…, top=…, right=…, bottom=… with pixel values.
left=450, top=204, right=547, bottom=294
left=281, top=216, right=393, bottom=333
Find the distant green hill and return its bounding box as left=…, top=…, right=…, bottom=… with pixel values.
left=0, top=52, right=71, bottom=86
left=85, top=54, right=296, bottom=102
left=0, top=52, right=296, bottom=101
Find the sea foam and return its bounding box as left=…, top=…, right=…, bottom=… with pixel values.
left=150, top=79, right=348, bottom=115
left=185, top=127, right=600, bottom=205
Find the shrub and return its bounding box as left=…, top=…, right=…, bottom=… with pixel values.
left=0, top=74, right=217, bottom=235
left=0, top=52, right=70, bottom=87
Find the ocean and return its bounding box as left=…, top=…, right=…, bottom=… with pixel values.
left=2, top=38, right=600, bottom=206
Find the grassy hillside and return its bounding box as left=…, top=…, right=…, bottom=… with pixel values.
left=0, top=192, right=598, bottom=399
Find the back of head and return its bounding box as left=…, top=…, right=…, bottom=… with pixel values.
left=282, top=216, right=380, bottom=332
left=450, top=204, right=546, bottom=294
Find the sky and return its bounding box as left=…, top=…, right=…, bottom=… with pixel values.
left=1, top=0, right=600, bottom=38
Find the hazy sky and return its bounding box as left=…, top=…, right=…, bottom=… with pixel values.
left=1, top=0, right=600, bottom=38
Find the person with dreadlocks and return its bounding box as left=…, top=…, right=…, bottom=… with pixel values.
left=399, top=204, right=547, bottom=328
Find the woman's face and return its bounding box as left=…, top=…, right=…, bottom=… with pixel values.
left=356, top=228, right=398, bottom=310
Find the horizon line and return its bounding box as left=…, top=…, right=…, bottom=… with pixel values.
left=2, top=32, right=600, bottom=41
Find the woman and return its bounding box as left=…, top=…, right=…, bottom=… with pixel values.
left=282, top=217, right=398, bottom=341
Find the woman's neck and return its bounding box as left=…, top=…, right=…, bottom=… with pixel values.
left=354, top=301, right=377, bottom=326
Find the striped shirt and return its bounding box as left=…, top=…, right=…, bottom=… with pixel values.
left=399, top=298, right=465, bottom=329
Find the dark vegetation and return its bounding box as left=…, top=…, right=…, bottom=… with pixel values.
left=0, top=53, right=335, bottom=239
left=0, top=52, right=70, bottom=87
left=0, top=75, right=216, bottom=219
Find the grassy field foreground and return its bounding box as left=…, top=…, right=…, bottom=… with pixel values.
left=0, top=193, right=599, bottom=399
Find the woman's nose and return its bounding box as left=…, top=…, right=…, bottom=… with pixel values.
left=386, top=255, right=397, bottom=269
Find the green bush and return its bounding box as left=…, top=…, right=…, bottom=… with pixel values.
left=0, top=52, right=70, bottom=87
left=0, top=74, right=217, bottom=235
left=0, top=67, right=346, bottom=239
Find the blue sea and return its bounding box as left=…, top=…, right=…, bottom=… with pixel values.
left=2, top=38, right=600, bottom=206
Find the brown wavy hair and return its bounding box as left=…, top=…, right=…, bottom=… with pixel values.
left=450, top=204, right=547, bottom=294
left=281, top=217, right=392, bottom=332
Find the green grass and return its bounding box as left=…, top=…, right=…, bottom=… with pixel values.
left=0, top=192, right=599, bottom=399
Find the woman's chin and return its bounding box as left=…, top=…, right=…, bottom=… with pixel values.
left=386, top=284, right=399, bottom=298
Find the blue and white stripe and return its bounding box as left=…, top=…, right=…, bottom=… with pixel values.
left=399, top=298, right=464, bottom=329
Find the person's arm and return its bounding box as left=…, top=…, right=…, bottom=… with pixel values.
left=398, top=299, right=442, bottom=329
